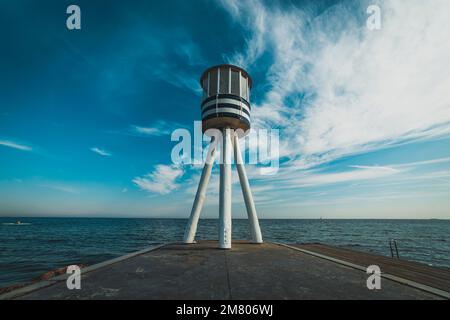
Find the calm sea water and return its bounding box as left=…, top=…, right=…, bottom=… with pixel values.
left=0, top=218, right=449, bottom=288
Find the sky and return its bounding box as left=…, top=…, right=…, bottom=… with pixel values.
left=1, top=0, right=450, bottom=219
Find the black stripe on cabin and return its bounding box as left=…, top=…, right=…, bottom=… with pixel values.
left=201, top=94, right=250, bottom=109
left=202, top=112, right=251, bottom=127
left=201, top=103, right=251, bottom=117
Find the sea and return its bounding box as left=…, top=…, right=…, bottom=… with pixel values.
left=0, top=218, right=449, bottom=288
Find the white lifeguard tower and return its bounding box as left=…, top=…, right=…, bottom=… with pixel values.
left=183, top=64, right=263, bottom=249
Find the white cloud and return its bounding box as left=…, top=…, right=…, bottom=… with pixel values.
left=39, top=183, right=80, bottom=194
left=0, top=139, right=32, bottom=152
left=130, top=120, right=182, bottom=137
left=145, top=40, right=204, bottom=94
left=295, top=165, right=400, bottom=187
left=176, top=41, right=204, bottom=66
left=133, top=164, right=184, bottom=194
left=249, top=156, right=450, bottom=190
left=393, top=157, right=450, bottom=168
left=151, top=62, right=202, bottom=94
left=90, top=147, right=111, bottom=157
left=132, top=126, right=165, bottom=136
left=220, top=0, right=450, bottom=169
left=254, top=164, right=401, bottom=189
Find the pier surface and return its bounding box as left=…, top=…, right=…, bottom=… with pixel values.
left=3, top=241, right=449, bottom=300
left=292, top=243, right=450, bottom=293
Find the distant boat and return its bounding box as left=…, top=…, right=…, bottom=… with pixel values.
left=2, top=220, right=31, bottom=226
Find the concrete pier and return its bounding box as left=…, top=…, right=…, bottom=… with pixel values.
left=1, top=241, right=448, bottom=300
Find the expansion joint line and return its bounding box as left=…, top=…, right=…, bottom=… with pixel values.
left=224, top=251, right=232, bottom=299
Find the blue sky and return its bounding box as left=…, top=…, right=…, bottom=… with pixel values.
left=1, top=0, right=450, bottom=219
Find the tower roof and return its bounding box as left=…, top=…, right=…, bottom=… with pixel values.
left=200, top=64, right=253, bottom=89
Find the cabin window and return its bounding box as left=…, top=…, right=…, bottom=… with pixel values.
left=209, top=68, right=218, bottom=95
left=240, top=74, right=248, bottom=100
left=219, top=67, right=229, bottom=94
left=230, top=69, right=240, bottom=95
left=202, top=77, right=208, bottom=99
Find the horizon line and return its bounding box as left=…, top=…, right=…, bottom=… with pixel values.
left=1, top=216, right=448, bottom=220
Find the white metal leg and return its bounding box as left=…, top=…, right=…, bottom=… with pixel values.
left=183, top=140, right=217, bottom=243
left=234, top=134, right=263, bottom=243
left=219, top=128, right=232, bottom=249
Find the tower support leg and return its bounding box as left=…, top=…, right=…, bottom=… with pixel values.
left=183, top=139, right=217, bottom=243
left=234, top=134, right=263, bottom=243
left=219, top=128, right=232, bottom=249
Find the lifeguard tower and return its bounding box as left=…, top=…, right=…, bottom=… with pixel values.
left=183, top=64, right=263, bottom=249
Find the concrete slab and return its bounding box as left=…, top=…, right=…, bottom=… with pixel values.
left=9, top=241, right=445, bottom=300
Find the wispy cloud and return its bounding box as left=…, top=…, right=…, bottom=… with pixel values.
left=130, top=120, right=183, bottom=137
left=248, top=164, right=401, bottom=189
left=294, top=165, right=401, bottom=187
left=149, top=61, right=202, bottom=94
left=138, top=38, right=204, bottom=95
left=90, top=147, right=112, bottom=157
left=393, top=157, right=450, bottom=168
left=237, top=155, right=450, bottom=210
left=251, top=156, right=450, bottom=188
left=39, top=183, right=80, bottom=194
left=133, top=164, right=184, bottom=194
left=220, top=0, right=450, bottom=169
left=132, top=126, right=165, bottom=136
left=176, top=41, right=204, bottom=66
left=0, top=139, right=32, bottom=152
